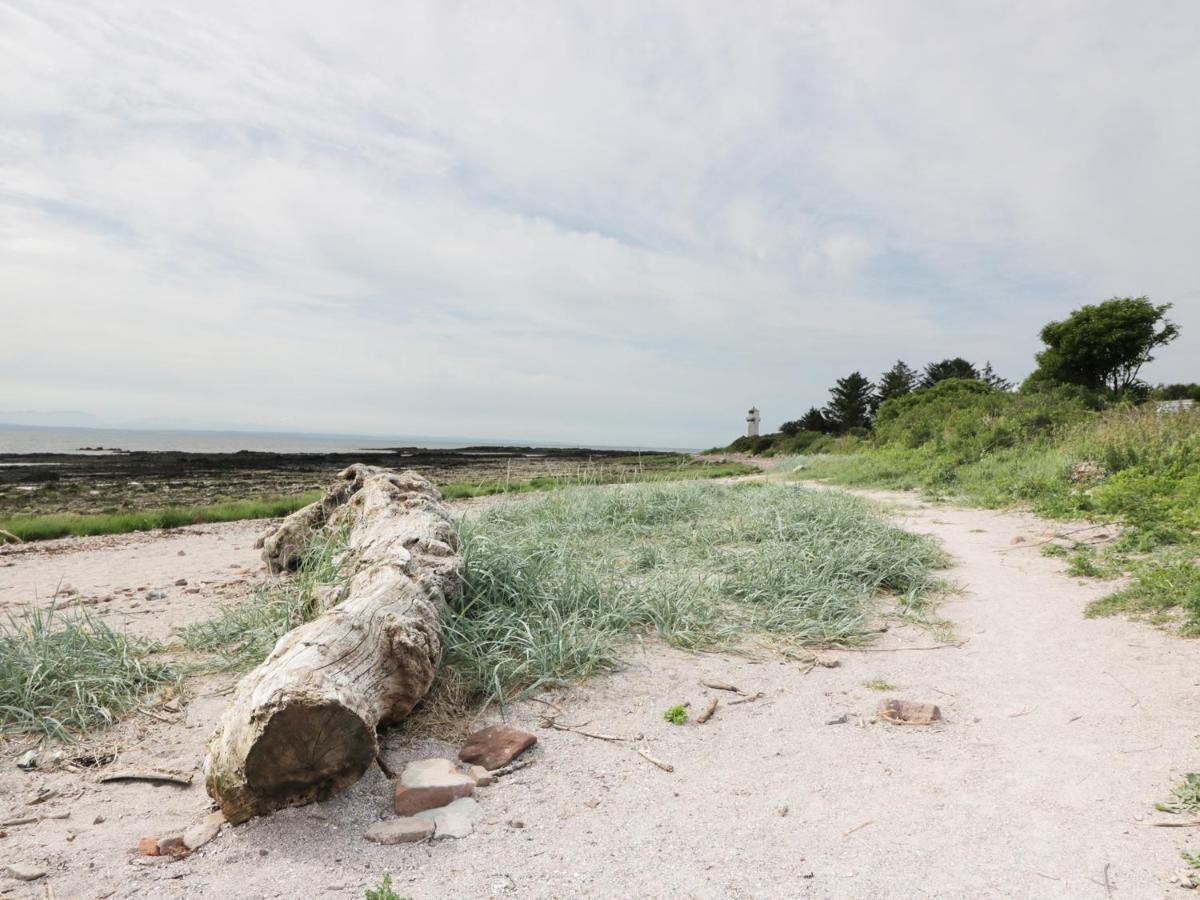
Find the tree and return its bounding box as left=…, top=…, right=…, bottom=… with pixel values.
left=798, top=406, right=831, bottom=433
left=779, top=419, right=803, bottom=437
left=979, top=361, right=1012, bottom=391
left=876, top=360, right=917, bottom=408
left=824, top=372, right=876, bottom=433
left=920, top=358, right=979, bottom=388
left=1031, top=297, right=1179, bottom=394
left=1152, top=383, right=1200, bottom=401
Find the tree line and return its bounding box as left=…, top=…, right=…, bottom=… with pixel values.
left=778, top=296, right=1189, bottom=437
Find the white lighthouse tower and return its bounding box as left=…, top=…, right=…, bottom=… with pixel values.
left=746, top=406, right=761, bottom=437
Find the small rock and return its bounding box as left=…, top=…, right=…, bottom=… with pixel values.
left=775, top=805, right=789, bottom=817
left=414, top=797, right=483, bottom=823
left=433, top=815, right=473, bottom=839
left=138, top=836, right=161, bottom=857
left=185, top=588, right=201, bottom=594
left=93, top=815, right=105, bottom=825
left=146, top=590, right=166, bottom=601
left=157, top=833, right=187, bottom=857
left=459, top=724, right=537, bottom=770
left=17, top=749, right=37, bottom=770
left=507, top=819, right=525, bottom=829
left=875, top=698, right=942, bottom=725
left=467, top=764, right=495, bottom=787
left=174, top=578, right=188, bottom=586
left=825, top=714, right=849, bottom=725
left=59, top=583, right=77, bottom=595
left=394, top=758, right=475, bottom=816
left=3, top=864, right=46, bottom=882
left=183, top=819, right=220, bottom=851
left=363, top=818, right=433, bottom=845
left=177, top=550, right=186, bottom=556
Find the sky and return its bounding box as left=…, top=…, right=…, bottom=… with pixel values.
left=2, top=1, right=1198, bottom=448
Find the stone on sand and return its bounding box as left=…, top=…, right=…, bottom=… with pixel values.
left=458, top=724, right=536, bottom=770
left=393, top=758, right=474, bottom=816
left=364, top=818, right=434, bottom=845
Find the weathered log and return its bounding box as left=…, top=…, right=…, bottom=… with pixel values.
left=204, top=465, right=462, bottom=824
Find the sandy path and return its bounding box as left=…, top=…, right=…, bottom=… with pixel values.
left=1, top=487, right=1197, bottom=898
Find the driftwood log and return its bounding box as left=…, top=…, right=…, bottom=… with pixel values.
left=204, top=465, right=462, bottom=823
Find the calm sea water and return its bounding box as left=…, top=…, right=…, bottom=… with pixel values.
left=0, top=425, right=474, bottom=455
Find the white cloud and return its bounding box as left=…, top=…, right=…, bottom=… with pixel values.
left=1, top=0, right=1197, bottom=445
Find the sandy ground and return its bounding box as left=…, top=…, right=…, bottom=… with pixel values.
left=1, top=487, right=1198, bottom=898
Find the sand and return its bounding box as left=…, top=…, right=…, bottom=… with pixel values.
left=1, top=486, right=1197, bottom=898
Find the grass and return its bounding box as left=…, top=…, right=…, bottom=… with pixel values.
left=863, top=679, right=898, bottom=691
left=178, top=524, right=351, bottom=670
left=436, top=458, right=755, bottom=499
left=0, top=603, right=179, bottom=741
left=0, top=493, right=321, bottom=543
left=784, top=402, right=1200, bottom=632
left=181, top=480, right=946, bottom=717
left=1155, top=773, right=1200, bottom=814
left=662, top=705, right=688, bottom=725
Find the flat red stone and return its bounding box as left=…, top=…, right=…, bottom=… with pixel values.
left=458, top=724, right=536, bottom=770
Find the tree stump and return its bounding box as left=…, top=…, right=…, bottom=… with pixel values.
left=204, top=465, right=462, bottom=824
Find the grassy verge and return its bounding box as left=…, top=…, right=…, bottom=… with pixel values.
left=436, top=458, right=756, bottom=500
left=0, top=604, right=179, bottom=741
left=0, top=493, right=322, bottom=543
left=783, top=401, right=1200, bottom=632
left=184, top=480, right=947, bottom=713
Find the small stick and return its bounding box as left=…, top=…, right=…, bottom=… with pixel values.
left=0, top=528, right=23, bottom=543
left=1103, top=862, right=1112, bottom=898
left=99, top=770, right=193, bottom=786
left=843, top=819, right=874, bottom=837
left=544, top=721, right=632, bottom=742
left=374, top=753, right=396, bottom=779
left=636, top=748, right=674, bottom=773
left=728, top=692, right=766, bottom=705
left=1007, top=706, right=1037, bottom=718
left=995, top=523, right=1110, bottom=552
left=1103, top=670, right=1140, bottom=708
left=696, top=697, right=719, bottom=724
left=840, top=642, right=965, bottom=653
left=701, top=680, right=742, bottom=693
left=0, top=817, right=38, bottom=827
left=1138, top=819, right=1200, bottom=828
left=490, top=758, right=535, bottom=778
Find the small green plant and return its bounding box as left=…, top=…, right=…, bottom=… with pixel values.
left=1066, top=551, right=1103, bottom=578
left=1040, top=543, right=1069, bottom=558
left=0, top=604, right=179, bottom=740
left=863, top=679, right=898, bottom=692
left=662, top=705, right=688, bottom=725
left=365, top=873, right=404, bottom=900
left=1156, top=773, right=1200, bottom=814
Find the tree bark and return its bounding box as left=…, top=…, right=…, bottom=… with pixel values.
left=204, top=465, right=462, bottom=824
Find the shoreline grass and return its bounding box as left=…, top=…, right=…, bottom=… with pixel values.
left=1, top=604, right=180, bottom=741
left=0, top=493, right=322, bottom=543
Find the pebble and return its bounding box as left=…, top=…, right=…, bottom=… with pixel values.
left=363, top=818, right=434, bottom=845
left=174, top=578, right=188, bottom=586
left=467, top=764, right=495, bottom=786
left=458, top=724, right=537, bottom=770
left=3, top=864, right=46, bottom=882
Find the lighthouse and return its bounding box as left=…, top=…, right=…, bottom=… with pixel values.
left=746, top=406, right=760, bottom=437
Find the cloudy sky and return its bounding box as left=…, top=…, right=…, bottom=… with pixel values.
left=2, top=1, right=1198, bottom=447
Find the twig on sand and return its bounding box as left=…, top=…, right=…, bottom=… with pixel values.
left=98, top=770, right=193, bottom=786
left=1007, top=706, right=1037, bottom=718
left=701, top=680, right=743, bottom=693
left=490, top=758, right=535, bottom=778
left=839, top=640, right=967, bottom=653
left=1103, top=670, right=1140, bottom=708
left=728, top=692, right=766, bottom=705
left=696, top=697, right=719, bottom=724
left=542, top=719, right=635, bottom=743
left=843, top=819, right=874, bottom=837
left=528, top=696, right=565, bottom=716
left=1103, top=862, right=1113, bottom=898
left=1138, top=819, right=1200, bottom=828
left=636, top=748, right=674, bottom=773
left=995, top=523, right=1110, bottom=552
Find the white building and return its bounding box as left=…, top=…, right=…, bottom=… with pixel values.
left=746, top=406, right=760, bottom=437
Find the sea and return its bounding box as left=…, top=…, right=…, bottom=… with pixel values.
left=0, top=425, right=655, bottom=455
left=0, top=425, right=477, bottom=455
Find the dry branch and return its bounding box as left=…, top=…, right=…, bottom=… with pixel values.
left=204, top=465, right=463, bottom=824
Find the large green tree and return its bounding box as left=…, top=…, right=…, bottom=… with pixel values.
left=824, top=372, right=876, bottom=432
left=1031, top=297, right=1179, bottom=394
left=979, top=361, right=1012, bottom=391
left=920, top=357, right=979, bottom=388
left=876, top=360, right=917, bottom=407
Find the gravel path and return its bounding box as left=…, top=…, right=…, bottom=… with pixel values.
left=1, top=487, right=1197, bottom=898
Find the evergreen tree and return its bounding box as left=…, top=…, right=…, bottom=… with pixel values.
left=798, top=406, right=831, bottom=433
left=920, top=357, right=979, bottom=388
left=979, top=361, right=1013, bottom=391
left=876, top=360, right=917, bottom=407
left=824, top=372, right=876, bottom=433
